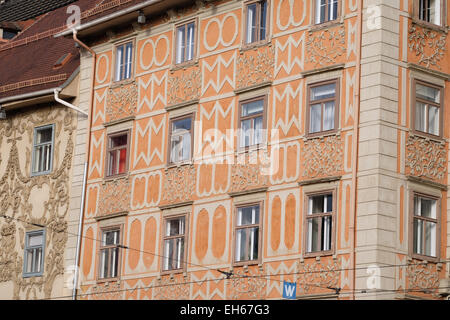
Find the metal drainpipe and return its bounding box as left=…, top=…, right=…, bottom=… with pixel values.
left=71, top=29, right=96, bottom=300
left=350, top=0, right=363, bottom=300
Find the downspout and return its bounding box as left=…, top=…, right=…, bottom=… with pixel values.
left=350, top=0, right=363, bottom=300
left=71, top=29, right=96, bottom=300
left=54, top=89, right=88, bottom=116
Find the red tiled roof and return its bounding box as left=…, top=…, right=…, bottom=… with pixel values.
left=0, top=0, right=102, bottom=100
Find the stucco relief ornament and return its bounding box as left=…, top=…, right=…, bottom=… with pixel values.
left=91, top=282, right=123, bottom=300
left=405, top=135, right=446, bottom=180
left=296, top=258, right=341, bottom=294
left=306, top=26, right=346, bottom=67
left=408, top=26, right=446, bottom=69
left=168, top=68, right=201, bottom=106
left=154, top=275, right=190, bottom=300
left=236, top=46, right=274, bottom=89
left=227, top=268, right=267, bottom=300
left=230, top=151, right=269, bottom=193
left=303, top=135, right=343, bottom=178
left=162, top=164, right=196, bottom=203
left=406, top=260, right=440, bottom=296
left=106, top=82, right=138, bottom=122
left=98, top=178, right=131, bottom=216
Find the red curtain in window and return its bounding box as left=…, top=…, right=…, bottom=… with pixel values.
left=119, top=148, right=127, bottom=174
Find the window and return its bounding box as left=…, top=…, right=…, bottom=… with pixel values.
left=305, top=192, right=334, bottom=255
left=99, top=228, right=121, bottom=279
left=169, top=115, right=193, bottom=164
left=418, top=0, right=443, bottom=25
left=23, top=230, right=45, bottom=277
left=114, top=41, right=133, bottom=82
left=413, top=81, right=442, bottom=137
left=239, top=97, right=265, bottom=148
left=106, top=131, right=130, bottom=177
left=175, top=21, right=196, bottom=64
left=245, top=0, right=268, bottom=45
left=235, top=204, right=261, bottom=264
left=307, top=80, right=339, bottom=135
left=412, top=194, right=439, bottom=259
left=314, top=0, right=339, bottom=24
left=162, top=216, right=186, bottom=271
left=32, top=124, right=54, bottom=175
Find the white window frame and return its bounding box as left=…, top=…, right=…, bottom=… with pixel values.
left=23, top=229, right=45, bottom=278
left=31, top=124, right=55, bottom=176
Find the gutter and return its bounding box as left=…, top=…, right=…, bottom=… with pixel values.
left=71, top=29, right=96, bottom=301
left=55, top=0, right=164, bottom=38
left=54, top=89, right=88, bottom=116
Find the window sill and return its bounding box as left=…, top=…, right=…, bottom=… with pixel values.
left=233, top=260, right=260, bottom=268
left=31, top=170, right=52, bottom=178
left=409, top=254, right=440, bottom=264
left=240, top=39, right=271, bottom=53
left=109, top=78, right=135, bottom=89
left=160, top=269, right=187, bottom=277
left=103, top=173, right=129, bottom=183
left=22, top=273, right=44, bottom=278
left=170, top=60, right=199, bottom=73
left=304, top=130, right=340, bottom=141
left=165, top=161, right=193, bottom=170
left=308, top=19, right=344, bottom=33
left=96, top=278, right=121, bottom=284
left=303, top=251, right=334, bottom=259
left=409, top=131, right=445, bottom=144
left=411, top=19, right=448, bottom=34
left=236, top=143, right=267, bottom=155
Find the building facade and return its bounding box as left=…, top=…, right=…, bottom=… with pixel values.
left=0, top=0, right=449, bottom=300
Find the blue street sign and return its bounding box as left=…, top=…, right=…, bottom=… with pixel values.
left=282, top=281, right=297, bottom=299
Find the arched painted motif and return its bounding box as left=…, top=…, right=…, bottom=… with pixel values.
left=271, top=196, right=282, bottom=251
left=128, top=219, right=142, bottom=270
left=82, top=227, right=94, bottom=277
left=284, top=194, right=296, bottom=249
left=212, top=205, right=227, bottom=259
left=143, top=217, right=157, bottom=269
left=195, top=209, right=210, bottom=261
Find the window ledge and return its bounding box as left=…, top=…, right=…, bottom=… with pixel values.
left=228, top=187, right=268, bottom=198
left=303, top=251, right=334, bottom=259
left=30, top=170, right=52, bottom=178
left=109, top=78, right=135, bottom=89
left=159, top=201, right=194, bottom=211
left=301, top=63, right=345, bottom=77
left=304, top=130, right=341, bottom=141
left=103, top=173, right=130, bottom=184
left=232, top=261, right=260, bottom=268
left=411, top=18, right=448, bottom=34
left=308, top=20, right=344, bottom=33
left=234, top=81, right=272, bottom=95
left=103, top=116, right=135, bottom=128
left=170, top=60, right=199, bottom=73
left=407, top=62, right=450, bottom=81
left=298, top=176, right=342, bottom=186
left=22, top=273, right=44, bottom=278
left=165, top=99, right=199, bottom=112
left=408, top=131, right=445, bottom=145
left=407, top=175, right=447, bottom=191
left=239, top=39, right=272, bottom=53
left=95, top=211, right=128, bottom=221
left=165, top=161, right=193, bottom=170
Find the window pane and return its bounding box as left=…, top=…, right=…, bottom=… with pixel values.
left=329, top=0, right=338, bottom=21
left=415, top=102, right=426, bottom=132
left=254, top=116, right=263, bottom=145
left=315, top=0, right=327, bottom=24
left=323, top=101, right=335, bottom=131
left=186, top=23, right=195, bottom=61
left=413, top=218, right=423, bottom=255
left=307, top=217, right=320, bottom=252
left=167, top=218, right=185, bottom=236
left=124, top=43, right=133, bottom=79
left=246, top=3, right=257, bottom=43
left=311, top=83, right=336, bottom=101
left=250, top=227, right=259, bottom=260
left=419, top=197, right=437, bottom=219
left=430, top=0, right=441, bottom=25
left=236, top=228, right=247, bottom=261
left=428, top=105, right=439, bottom=135
left=260, top=0, right=267, bottom=41
left=310, top=104, right=321, bottom=133
left=172, top=118, right=192, bottom=132
left=416, top=83, right=440, bottom=103
left=110, top=134, right=127, bottom=148
left=242, top=100, right=264, bottom=117
left=26, top=249, right=34, bottom=273
left=104, top=230, right=119, bottom=246
left=322, top=216, right=332, bottom=251
left=309, top=195, right=325, bottom=214
left=111, top=247, right=119, bottom=277
left=115, top=45, right=124, bottom=81
left=101, top=249, right=109, bottom=278
left=176, top=25, right=186, bottom=64
left=237, top=206, right=259, bottom=226
left=118, top=148, right=127, bottom=174
left=326, top=194, right=332, bottom=212
left=28, top=233, right=43, bottom=247
left=240, top=119, right=252, bottom=147
left=176, top=237, right=184, bottom=269
left=424, top=221, right=436, bottom=257
left=36, top=128, right=52, bottom=144
left=108, top=151, right=116, bottom=176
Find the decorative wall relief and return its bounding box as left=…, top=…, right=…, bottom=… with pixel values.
left=154, top=275, right=190, bottom=300
left=227, top=267, right=267, bottom=300
left=98, top=178, right=131, bottom=216
left=230, top=152, right=269, bottom=193
left=405, top=135, right=446, bottom=181
left=406, top=260, right=440, bottom=296
left=303, top=135, right=343, bottom=178
left=106, top=82, right=138, bottom=123
left=0, top=106, right=74, bottom=299
left=296, top=258, right=341, bottom=294
left=408, top=25, right=446, bottom=69
left=236, top=46, right=274, bottom=89
left=167, top=67, right=201, bottom=106
left=306, top=26, right=346, bottom=67
left=162, top=164, right=196, bottom=203
left=90, top=282, right=123, bottom=300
